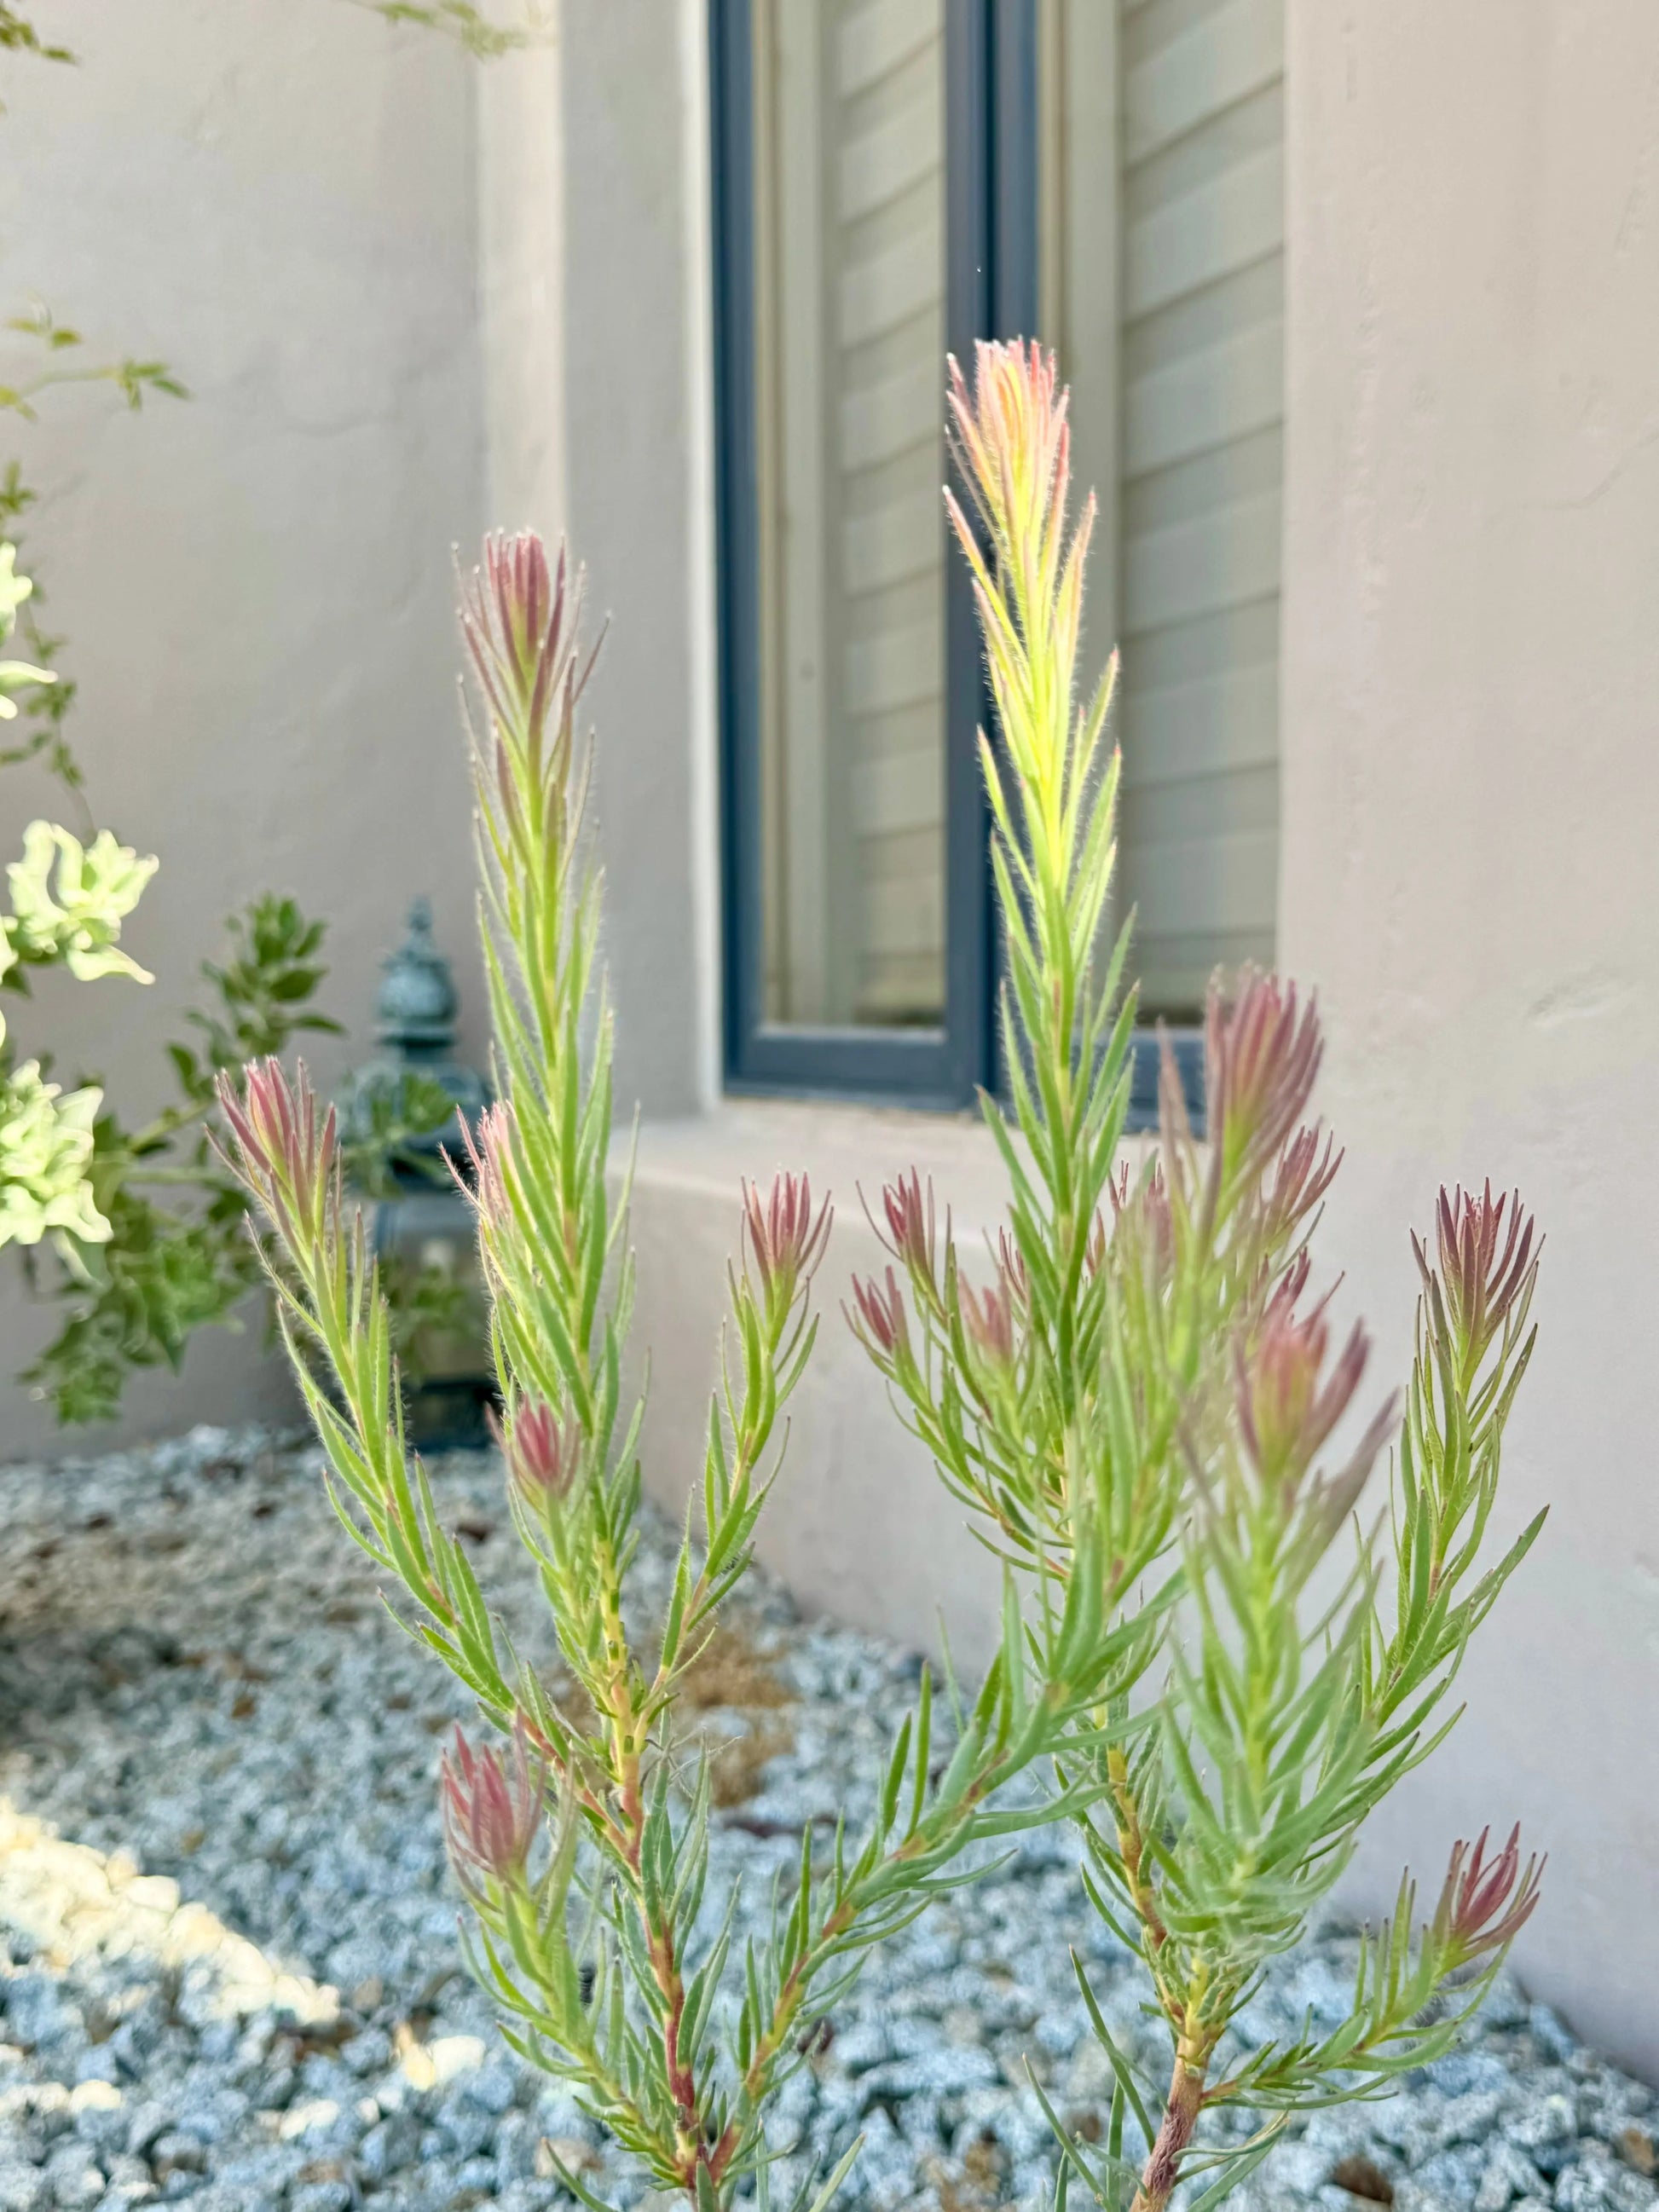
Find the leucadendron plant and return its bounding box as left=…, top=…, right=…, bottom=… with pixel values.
left=220, top=532, right=1128, bottom=2210
left=849, top=341, right=1546, bottom=2212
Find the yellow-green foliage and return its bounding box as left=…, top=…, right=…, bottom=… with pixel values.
left=851, top=344, right=1545, bottom=2212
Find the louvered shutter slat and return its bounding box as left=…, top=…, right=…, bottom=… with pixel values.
left=1119, top=0, right=1285, bottom=1013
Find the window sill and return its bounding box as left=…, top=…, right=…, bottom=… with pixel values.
left=633, top=1094, right=1012, bottom=1222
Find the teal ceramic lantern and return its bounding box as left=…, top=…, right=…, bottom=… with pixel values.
left=342, top=898, right=494, bottom=1446
left=349, top=896, right=489, bottom=1156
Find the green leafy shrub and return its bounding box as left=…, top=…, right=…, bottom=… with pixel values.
left=13, top=868, right=465, bottom=1425
left=354, top=0, right=550, bottom=55
left=0, top=304, right=188, bottom=803
left=19, top=888, right=348, bottom=1425
left=0, top=548, right=147, bottom=1261
left=0, top=564, right=450, bottom=1424
left=0, top=292, right=448, bottom=1428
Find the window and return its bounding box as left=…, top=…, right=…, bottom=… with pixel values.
left=713, top=0, right=1280, bottom=1121
left=711, top=0, right=1035, bottom=1107
left=752, top=3, right=949, bottom=1037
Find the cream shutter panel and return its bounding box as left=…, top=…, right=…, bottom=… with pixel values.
left=1116, top=0, right=1285, bottom=1016
left=836, top=0, right=949, bottom=1025
left=752, top=0, right=947, bottom=1030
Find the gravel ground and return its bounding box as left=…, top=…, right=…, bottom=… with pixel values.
left=0, top=1424, right=1651, bottom=2212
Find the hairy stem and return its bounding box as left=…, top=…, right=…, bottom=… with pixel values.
left=1107, top=1744, right=1168, bottom=1955
left=1132, top=2052, right=1207, bottom=2212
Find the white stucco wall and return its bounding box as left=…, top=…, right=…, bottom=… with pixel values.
left=556, top=0, right=721, bottom=1121
left=1280, top=1, right=1659, bottom=2077
left=0, top=0, right=488, bottom=1453
left=478, top=26, right=567, bottom=548
left=479, top=0, right=720, bottom=1122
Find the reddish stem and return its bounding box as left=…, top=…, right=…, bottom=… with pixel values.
left=1132, top=2054, right=1206, bottom=2212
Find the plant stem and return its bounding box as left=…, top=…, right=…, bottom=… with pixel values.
left=1107, top=1744, right=1168, bottom=1955
left=1132, top=2050, right=1207, bottom=2212
left=650, top=1920, right=703, bottom=2192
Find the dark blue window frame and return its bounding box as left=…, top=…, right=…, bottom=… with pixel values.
left=709, top=0, right=1200, bottom=1131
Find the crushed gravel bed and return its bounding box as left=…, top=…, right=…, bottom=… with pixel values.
left=0, top=1424, right=1650, bottom=2212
